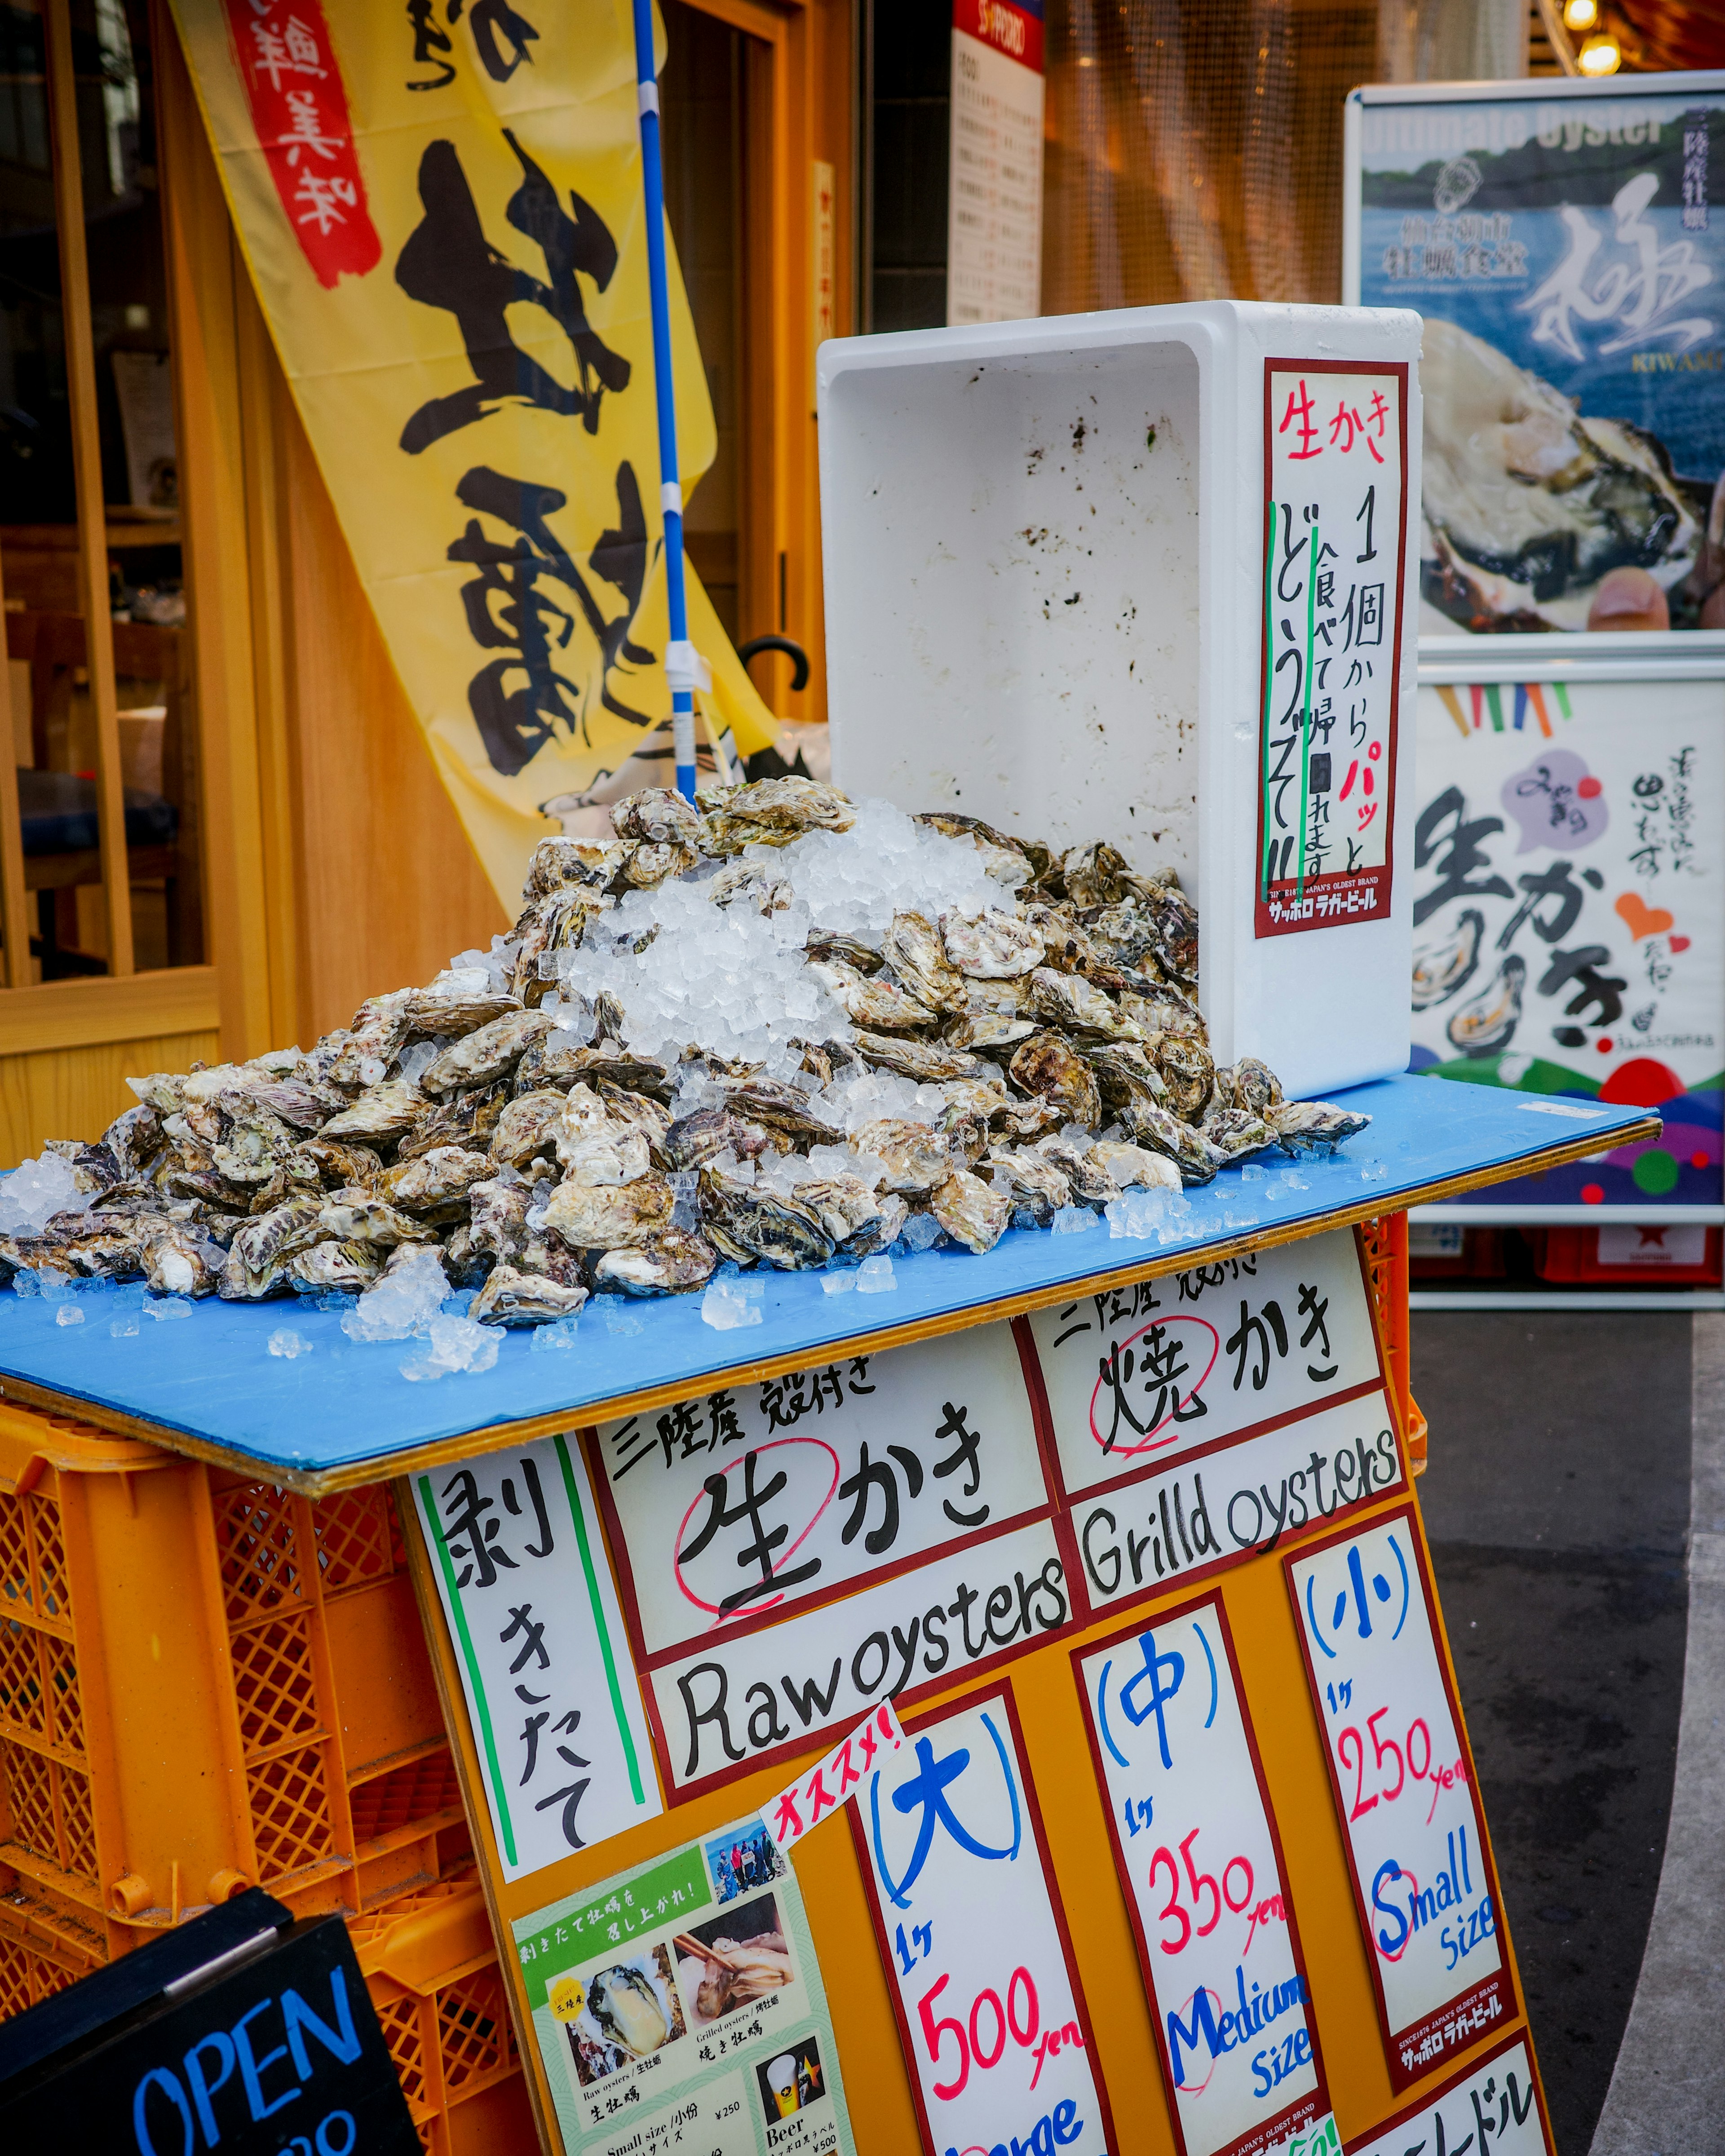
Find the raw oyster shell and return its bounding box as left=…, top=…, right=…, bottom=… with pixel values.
left=882, top=911, right=964, bottom=1012
left=593, top=1231, right=718, bottom=1297
left=709, top=859, right=795, bottom=914
left=851, top=1031, right=984, bottom=1085
left=791, top=1173, right=887, bottom=1248
left=420, top=1011, right=553, bottom=1096
left=852, top=1118, right=955, bottom=1197
left=326, top=992, right=413, bottom=1089
left=1199, top=1107, right=1276, bottom=1160
left=1089, top=1140, right=1181, bottom=1195
left=320, top=1081, right=426, bottom=1144
left=1412, top=909, right=1484, bottom=1009
left=560, top=1126, right=652, bottom=1188
left=1036, top=1135, right=1120, bottom=1205
left=1265, top=1099, right=1372, bottom=1155
left=1008, top=1033, right=1102, bottom=1129
left=288, top=1240, right=387, bottom=1296
left=397, top=1082, right=508, bottom=1160
left=806, top=933, right=884, bottom=974
left=382, top=1146, right=495, bottom=1218
left=220, top=1198, right=325, bottom=1299
left=1061, top=841, right=1128, bottom=911
left=1026, top=966, right=1143, bottom=1043
left=523, top=835, right=632, bottom=899
left=209, top=1098, right=302, bottom=1186
left=986, top=1148, right=1070, bottom=1226
left=913, top=811, right=1033, bottom=887
left=509, top=890, right=604, bottom=1001
left=404, top=988, right=521, bottom=1038
left=1153, top=1036, right=1216, bottom=1122
left=142, top=1222, right=222, bottom=1298
left=315, top=1197, right=437, bottom=1249
left=623, top=840, right=702, bottom=889
left=714, top=1076, right=842, bottom=1146
left=1022, top=903, right=1104, bottom=975
left=807, top=958, right=937, bottom=1033
left=942, top=908, right=1044, bottom=979
left=99, top=1104, right=166, bottom=1180
left=703, top=777, right=856, bottom=852
left=553, top=1044, right=673, bottom=1099
left=468, top=1177, right=531, bottom=1266
left=1218, top=1056, right=1283, bottom=1118
left=698, top=1168, right=834, bottom=1269
left=1083, top=903, right=1167, bottom=977
left=491, top=1089, right=571, bottom=1168
left=596, top=1083, right=673, bottom=1160
left=612, top=786, right=706, bottom=847
left=471, top=1263, right=590, bottom=1326
left=1446, top=956, right=1525, bottom=1058
left=544, top=1175, right=675, bottom=1250
left=930, top=1168, right=1011, bottom=1253
left=1118, top=1098, right=1224, bottom=1187
left=662, top=1108, right=771, bottom=1172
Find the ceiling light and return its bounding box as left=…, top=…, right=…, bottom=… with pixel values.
left=1577, top=33, right=1620, bottom=74
left=1563, top=0, right=1597, bottom=29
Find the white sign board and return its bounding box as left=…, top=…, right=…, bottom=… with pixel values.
left=947, top=0, right=1044, bottom=326
left=1073, top=1595, right=1328, bottom=2156
left=1411, top=674, right=1725, bottom=1213
left=1287, top=1506, right=1514, bottom=2092
left=851, top=1682, right=1114, bottom=2156
left=413, top=1435, right=662, bottom=1882
left=1345, top=2032, right=1552, bottom=2156
left=1257, top=361, right=1410, bottom=940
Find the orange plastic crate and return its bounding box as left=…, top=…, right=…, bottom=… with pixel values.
left=1358, top=1212, right=1426, bottom=1474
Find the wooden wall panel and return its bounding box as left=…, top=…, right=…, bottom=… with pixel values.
left=0, top=1031, right=221, bottom=1160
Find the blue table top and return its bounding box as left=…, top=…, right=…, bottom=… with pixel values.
left=0, top=1074, right=1657, bottom=1488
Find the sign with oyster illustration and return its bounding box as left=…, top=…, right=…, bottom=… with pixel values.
left=1350, top=79, right=1725, bottom=632
left=1411, top=675, right=1724, bottom=1210
left=514, top=1809, right=856, bottom=2156
left=1256, top=359, right=1410, bottom=941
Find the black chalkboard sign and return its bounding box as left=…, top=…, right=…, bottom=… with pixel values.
left=0, top=1889, right=419, bottom=2155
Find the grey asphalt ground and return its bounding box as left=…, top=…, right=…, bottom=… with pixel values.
left=1411, top=1312, right=1691, bottom=2155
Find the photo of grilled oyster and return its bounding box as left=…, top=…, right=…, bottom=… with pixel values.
left=1412, top=909, right=1484, bottom=1009
left=1421, top=318, right=1704, bottom=631
left=1446, top=955, right=1526, bottom=1058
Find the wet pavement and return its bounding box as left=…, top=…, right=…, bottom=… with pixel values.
left=1412, top=1311, right=1691, bottom=2155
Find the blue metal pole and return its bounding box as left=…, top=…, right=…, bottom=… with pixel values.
left=631, top=0, right=698, bottom=801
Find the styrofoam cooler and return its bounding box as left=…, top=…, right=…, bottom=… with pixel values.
left=816, top=301, right=1422, bottom=1100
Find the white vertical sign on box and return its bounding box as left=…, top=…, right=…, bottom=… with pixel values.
left=414, top=1434, right=662, bottom=1882
left=947, top=0, right=1044, bottom=326
left=1073, top=1594, right=1328, bottom=2156
left=1345, top=2031, right=1553, bottom=2156
left=851, top=1682, right=1113, bottom=2156
left=1286, top=1505, right=1515, bottom=2092
left=1257, top=361, right=1410, bottom=942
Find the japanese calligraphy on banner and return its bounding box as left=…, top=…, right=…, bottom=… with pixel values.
left=1073, top=1597, right=1328, bottom=2156
left=1286, top=1507, right=1514, bottom=2092
left=849, top=1683, right=1114, bottom=2156
left=413, top=1434, right=661, bottom=1883
left=1345, top=2030, right=1552, bottom=2156
left=514, top=1811, right=857, bottom=2156
left=1411, top=677, right=1725, bottom=1211
left=1257, top=361, right=1410, bottom=941
left=1023, top=1233, right=1407, bottom=1613
left=169, top=0, right=778, bottom=908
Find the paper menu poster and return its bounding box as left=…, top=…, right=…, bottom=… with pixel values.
left=1072, top=1594, right=1328, bottom=2156
left=849, top=1681, right=1114, bottom=2156
left=515, top=1811, right=855, bottom=2156
left=1287, top=1506, right=1515, bottom=2091
left=412, top=1434, right=662, bottom=1882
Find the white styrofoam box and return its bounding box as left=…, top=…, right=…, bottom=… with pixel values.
left=816, top=301, right=1422, bottom=1100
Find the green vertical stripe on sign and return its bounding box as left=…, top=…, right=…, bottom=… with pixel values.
left=554, top=1434, right=646, bottom=1805
left=1554, top=681, right=1573, bottom=720
left=417, top=1473, right=517, bottom=1868
left=1261, top=499, right=1277, bottom=900
left=1485, top=683, right=1504, bottom=733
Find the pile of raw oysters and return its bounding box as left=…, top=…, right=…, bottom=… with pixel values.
left=0, top=779, right=1367, bottom=1323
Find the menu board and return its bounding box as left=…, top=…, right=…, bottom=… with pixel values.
left=1256, top=359, right=1410, bottom=939
left=1346, top=2031, right=1553, bottom=2156
left=1022, top=1231, right=1407, bottom=1613
left=1286, top=1507, right=1515, bottom=2091
left=1073, top=1595, right=1328, bottom=2156
left=514, top=1811, right=856, bottom=2156
left=849, top=1682, right=1113, bottom=2156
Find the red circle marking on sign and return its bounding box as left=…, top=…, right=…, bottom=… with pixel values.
left=672, top=1436, right=840, bottom=1622
left=1087, top=1316, right=1221, bottom=1456
left=1172, top=1988, right=1225, bottom=2093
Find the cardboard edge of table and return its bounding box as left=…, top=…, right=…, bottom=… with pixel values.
left=0, top=1113, right=1660, bottom=1496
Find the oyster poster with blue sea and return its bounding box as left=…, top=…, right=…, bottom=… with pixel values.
left=1409, top=677, right=1725, bottom=1210
left=515, top=1811, right=855, bottom=2156
left=1355, top=85, right=1725, bottom=632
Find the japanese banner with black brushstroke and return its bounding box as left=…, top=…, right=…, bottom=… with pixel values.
left=168, top=0, right=778, bottom=908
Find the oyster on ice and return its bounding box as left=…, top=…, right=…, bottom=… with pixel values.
left=471, top=1264, right=589, bottom=1326
left=593, top=1231, right=719, bottom=1297
left=1265, top=1100, right=1374, bottom=1155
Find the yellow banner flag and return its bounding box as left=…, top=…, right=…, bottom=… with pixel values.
left=167, top=0, right=779, bottom=908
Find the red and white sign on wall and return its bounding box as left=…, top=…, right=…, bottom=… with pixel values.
left=947, top=0, right=1044, bottom=325
left=1286, top=1507, right=1516, bottom=2092
left=851, top=1682, right=1113, bottom=2156
left=221, top=0, right=380, bottom=286
left=1256, top=360, right=1409, bottom=942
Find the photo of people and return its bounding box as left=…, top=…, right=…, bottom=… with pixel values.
left=702, top=1820, right=785, bottom=1906
left=755, top=2035, right=827, bottom=2124
left=552, top=1944, right=688, bottom=2088
left=674, top=1891, right=796, bottom=2031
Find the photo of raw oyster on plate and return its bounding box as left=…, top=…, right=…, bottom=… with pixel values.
left=1420, top=316, right=1712, bottom=632
left=558, top=1947, right=688, bottom=2087
left=0, top=777, right=1371, bottom=1338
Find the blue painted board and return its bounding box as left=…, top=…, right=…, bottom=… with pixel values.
left=0, top=1075, right=1654, bottom=1480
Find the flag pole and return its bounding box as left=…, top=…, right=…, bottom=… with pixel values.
left=630, top=0, right=699, bottom=801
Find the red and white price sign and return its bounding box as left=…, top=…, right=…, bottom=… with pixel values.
left=1345, top=2030, right=1553, bottom=2156
left=850, top=1683, right=1113, bottom=2156
left=1287, top=1506, right=1515, bottom=2092
left=1072, top=1594, right=1327, bottom=2156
